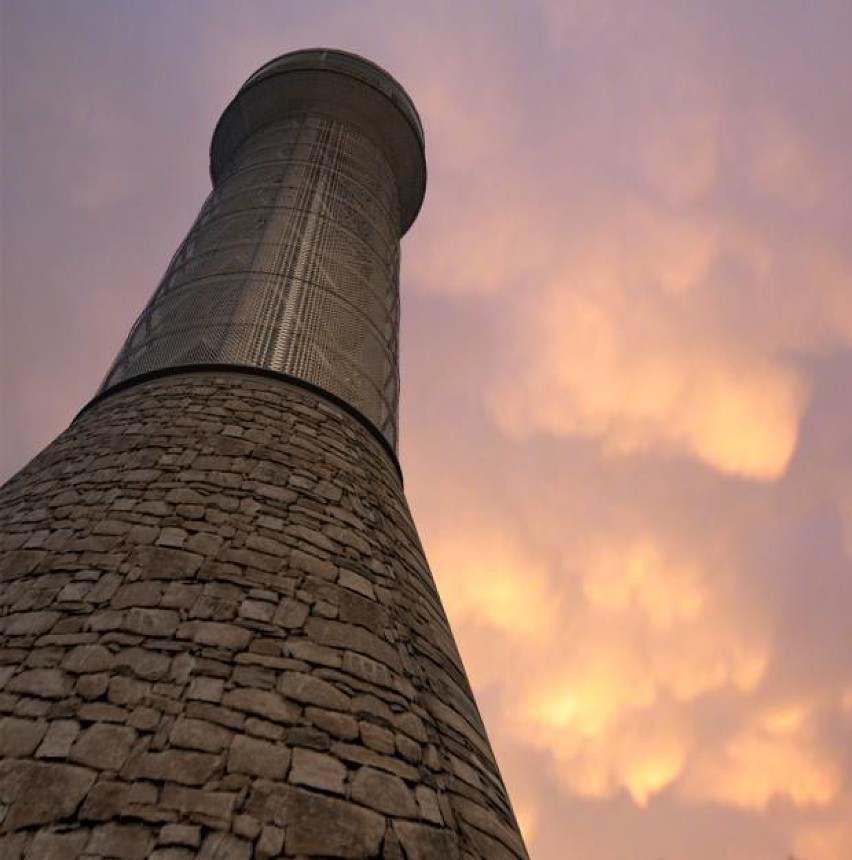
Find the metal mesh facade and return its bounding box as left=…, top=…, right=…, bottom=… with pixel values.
left=100, top=52, right=425, bottom=450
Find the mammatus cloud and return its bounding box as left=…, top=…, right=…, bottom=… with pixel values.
left=490, top=264, right=808, bottom=480
left=403, top=3, right=852, bottom=856
left=427, top=529, right=556, bottom=641
left=683, top=706, right=843, bottom=809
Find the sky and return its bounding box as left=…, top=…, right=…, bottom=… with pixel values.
left=2, top=1, right=852, bottom=858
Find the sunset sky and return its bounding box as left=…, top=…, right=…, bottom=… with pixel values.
left=2, top=2, right=852, bottom=858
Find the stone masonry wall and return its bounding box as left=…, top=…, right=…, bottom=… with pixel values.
left=0, top=372, right=528, bottom=860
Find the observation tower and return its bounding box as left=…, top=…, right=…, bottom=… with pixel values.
left=0, top=49, right=529, bottom=860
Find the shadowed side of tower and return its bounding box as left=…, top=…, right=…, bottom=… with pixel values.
left=0, top=51, right=529, bottom=859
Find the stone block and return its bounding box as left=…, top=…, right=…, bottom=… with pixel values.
left=351, top=766, right=418, bottom=817
left=0, top=761, right=96, bottom=830
left=305, top=706, right=359, bottom=740
left=245, top=716, right=283, bottom=741
left=453, top=794, right=527, bottom=856
left=76, top=672, right=109, bottom=700
left=77, top=701, right=128, bottom=723
left=0, top=717, right=47, bottom=757
left=287, top=639, right=342, bottom=668
left=277, top=671, right=349, bottom=710
left=114, top=647, right=171, bottom=681
left=169, top=651, right=195, bottom=684
left=233, top=664, right=275, bottom=690
left=133, top=545, right=202, bottom=580
left=397, top=733, right=422, bottom=763
left=127, top=781, right=158, bottom=805
left=6, top=669, right=72, bottom=700
left=289, top=748, right=346, bottom=794
left=57, top=581, right=92, bottom=601
left=394, top=822, right=461, bottom=860
left=238, top=598, right=275, bottom=622
left=223, top=548, right=281, bottom=573
left=4, top=611, right=60, bottom=636
left=160, top=784, right=236, bottom=822
left=361, top=721, right=395, bottom=754
left=35, top=718, right=79, bottom=758
left=288, top=526, right=337, bottom=554
left=222, top=688, right=298, bottom=724
left=325, top=524, right=371, bottom=554
left=289, top=548, right=336, bottom=578
left=257, top=824, right=285, bottom=858
left=11, top=698, right=48, bottom=718
left=170, top=717, right=231, bottom=753
left=232, top=813, right=261, bottom=839
left=189, top=594, right=237, bottom=622
left=86, top=609, right=124, bottom=632
left=128, top=706, right=161, bottom=731
left=332, top=742, right=420, bottom=781
left=158, top=823, right=202, bottom=847
left=165, top=487, right=204, bottom=505
left=161, top=582, right=202, bottom=610
left=88, top=822, right=153, bottom=860
left=80, top=780, right=130, bottom=821
left=185, top=702, right=245, bottom=730
left=458, top=821, right=520, bottom=860
left=227, top=734, right=290, bottom=779
left=156, top=527, right=187, bottom=548
left=63, top=644, right=113, bottom=673
left=198, top=832, right=251, bottom=860
left=182, top=621, right=252, bottom=650
left=24, top=829, right=89, bottom=859
left=343, top=651, right=394, bottom=688
left=71, top=723, right=136, bottom=771
left=108, top=676, right=150, bottom=706
left=124, top=607, right=180, bottom=637
left=186, top=676, right=224, bottom=703
left=185, top=532, right=224, bottom=556
left=281, top=786, right=384, bottom=856
left=416, top=785, right=444, bottom=824
left=129, top=750, right=220, bottom=786
left=272, top=597, right=309, bottom=628
left=339, top=589, right=387, bottom=630
left=285, top=725, right=331, bottom=750
left=338, top=568, right=376, bottom=599
left=111, top=581, right=163, bottom=609
left=246, top=534, right=287, bottom=556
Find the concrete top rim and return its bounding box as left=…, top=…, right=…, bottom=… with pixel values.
left=237, top=47, right=424, bottom=148
left=209, top=48, right=427, bottom=233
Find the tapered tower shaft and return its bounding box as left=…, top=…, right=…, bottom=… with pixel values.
left=101, top=49, right=425, bottom=450
left=0, top=50, right=529, bottom=860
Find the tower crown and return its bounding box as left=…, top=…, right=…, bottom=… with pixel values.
left=212, top=48, right=426, bottom=232
left=99, top=49, right=426, bottom=452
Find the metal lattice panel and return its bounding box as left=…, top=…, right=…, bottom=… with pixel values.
left=100, top=113, right=405, bottom=447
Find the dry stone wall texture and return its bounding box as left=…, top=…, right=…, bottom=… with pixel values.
left=0, top=372, right=528, bottom=860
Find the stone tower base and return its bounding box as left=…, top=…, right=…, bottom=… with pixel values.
left=0, top=372, right=527, bottom=860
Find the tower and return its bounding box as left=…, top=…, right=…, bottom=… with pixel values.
left=0, top=49, right=529, bottom=860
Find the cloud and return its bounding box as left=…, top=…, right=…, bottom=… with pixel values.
left=428, top=527, right=556, bottom=641
left=683, top=706, right=843, bottom=810
left=490, top=261, right=808, bottom=479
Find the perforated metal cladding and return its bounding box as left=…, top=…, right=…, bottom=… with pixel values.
left=100, top=116, right=403, bottom=447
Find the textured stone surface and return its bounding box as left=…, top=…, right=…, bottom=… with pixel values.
left=0, top=373, right=528, bottom=858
